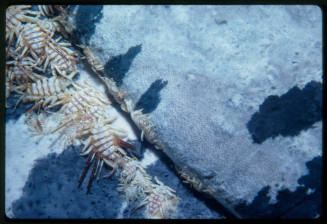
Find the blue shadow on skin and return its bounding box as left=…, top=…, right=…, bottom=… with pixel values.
left=135, top=79, right=168, bottom=114
left=247, top=81, right=322, bottom=144
left=11, top=147, right=123, bottom=219
left=235, top=156, right=322, bottom=218
left=74, top=5, right=103, bottom=44
left=104, top=45, right=142, bottom=87
left=5, top=91, right=67, bottom=123
left=5, top=93, right=34, bottom=122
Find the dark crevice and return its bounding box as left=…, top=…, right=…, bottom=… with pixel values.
left=247, top=81, right=322, bottom=144
left=5, top=93, right=34, bottom=122
left=145, top=142, right=238, bottom=219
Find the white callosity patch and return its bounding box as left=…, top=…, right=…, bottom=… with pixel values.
left=140, top=149, right=159, bottom=168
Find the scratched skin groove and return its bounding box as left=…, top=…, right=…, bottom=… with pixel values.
left=5, top=5, right=178, bottom=219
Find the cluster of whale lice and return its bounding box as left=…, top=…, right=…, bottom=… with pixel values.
left=6, top=5, right=178, bottom=219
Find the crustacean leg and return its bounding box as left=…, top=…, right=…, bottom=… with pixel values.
left=114, top=138, right=137, bottom=151
left=78, top=136, right=137, bottom=193
left=78, top=149, right=113, bottom=194
left=78, top=149, right=96, bottom=191
left=86, top=152, right=101, bottom=194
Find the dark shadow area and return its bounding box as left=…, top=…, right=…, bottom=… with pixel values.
left=10, top=146, right=124, bottom=218
left=8, top=140, right=227, bottom=219
left=73, top=5, right=103, bottom=44
left=247, top=81, right=322, bottom=144
left=5, top=84, right=76, bottom=122
left=5, top=93, right=34, bottom=122
left=124, top=139, right=144, bottom=160
left=235, top=156, right=322, bottom=218
left=104, top=45, right=142, bottom=86
left=145, top=143, right=231, bottom=219
left=135, top=79, right=168, bottom=114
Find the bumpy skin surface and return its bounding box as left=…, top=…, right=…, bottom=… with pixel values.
left=6, top=5, right=179, bottom=219
left=85, top=5, right=322, bottom=219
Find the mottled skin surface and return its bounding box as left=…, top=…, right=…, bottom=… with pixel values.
left=85, top=5, right=322, bottom=218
